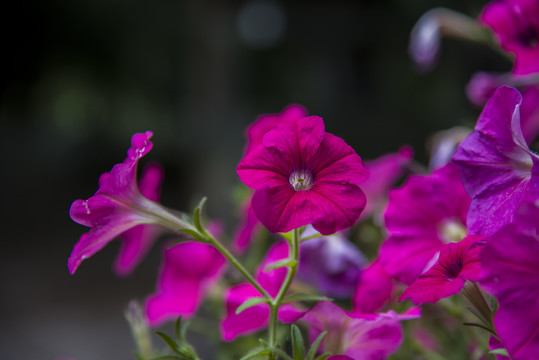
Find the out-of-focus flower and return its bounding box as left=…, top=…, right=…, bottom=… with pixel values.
left=379, top=163, right=470, bottom=284
left=428, top=127, right=472, bottom=171
left=220, top=241, right=305, bottom=341
left=302, top=301, right=420, bottom=360
left=113, top=163, right=164, bottom=276
left=399, top=235, right=486, bottom=305
left=233, top=104, right=307, bottom=253
left=359, top=146, right=413, bottom=220
left=409, top=8, right=490, bottom=71
left=480, top=0, right=539, bottom=75
left=68, top=132, right=193, bottom=274
left=144, top=227, right=226, bottom=326
left=237, top=116, right=368, bottom=235
left=297, top=228, right=365, bottom=299
left=481, top=199, right=539, bottom=360
left=453, top=86, right=539, bottom=235
left=353, top=259, right=395, bottom=314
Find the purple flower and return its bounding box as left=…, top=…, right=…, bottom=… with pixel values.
left=379, top=163, right=471, bottom=284
left=297, top=228, right=365, bottom=298
left=453, top=86, right=539, bottom=235
left=68, top=132, right=192, bottom=274
left=359, top=146, right=413, bottom=220
left=481, top=199, right=539, bottom=360
left=302, top=301, right=420, bottom=360
left=399, top=235, right=486, bottom=305
left=237, top=116, right=368, bottom=235
left=353, top=259, right=395, bottom=314
left=233, top=104, right=308, bottom=253
left=144, top=239, right=226, bottom=327
left=220, top=241, right=305, bottom=341
left=113, top=163, right=164, bottom=276
left=480, top=0, right=539, bottom=75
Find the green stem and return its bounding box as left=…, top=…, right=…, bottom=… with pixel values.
left=268, top=227, right=300, bottom=357
left=204, top=231, right=272, bottom=302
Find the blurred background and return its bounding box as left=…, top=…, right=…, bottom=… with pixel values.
left=0, top=0, right=510, bottom=359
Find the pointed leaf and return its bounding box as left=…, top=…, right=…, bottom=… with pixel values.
left=236, top=297, right=269, bottom=315
left=193, top=197, right=207, bottom=233
left=265, top=258, right=296, bottom=272
left=306, top=331, right=328, bottom=360
left=489, top=349, right=510, bottom=356
left=270, top=347, right=293, bottom=360
left=174, top=316, right=183, bottom=342
left=314, top=354, right=331, bottom=360
left=283, top=293, right=332, bottom=304
left=239, top=347, right=272, bottom=360
left=462, top=322, right=496, bottom=335
left=291, top=324, right=305, bottom=360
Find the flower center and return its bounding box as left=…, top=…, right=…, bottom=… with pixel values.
left=438, top=219, right=467, bottom=244
left=289, top=169, right=314, bottom=191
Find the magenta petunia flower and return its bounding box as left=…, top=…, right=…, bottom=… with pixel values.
left=233, top=104, right=308, bottom=253
left=220, top=241, right=305, bottom=341
left=481, top=199, right=539, bottom=360
left=399, top=235, right=486, bottom=305
left=480, top=0, right=539, bottom=75
left=302, top=301, right=420, bottom=360
left=359, top=146, right=413, bottom=220
left=243, top=104, right=308, bottom=155
left=112, top=163, right=164, bottom=276
left=68, top=132, right=192, bottom=274
left=297, top=228, right=365, bottom=299
left=144, top=237, right=226, bottom=327
left=353, top=259, right=395, bottom=314
left=237, top=116, right=368, bottom=235
left=378, top=163, right=471, bottom=284
left=453, top=86, right=539, bottom=235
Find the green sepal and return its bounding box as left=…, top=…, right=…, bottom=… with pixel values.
left=291, top=324, right=305, bottom=360
left=236, top=297, right=269, bottom=315
left=306, top=331, right=328, bottom=360
left=462, top=322, right=496, bottom=335
left=154, top=332, right=189, bottom=357
left=193, top=197, right=207, bottom=233
left=283, top=293, right=332, bottom=304
left=177, top=229, right=205, bottom=242
left=489, top=348, right=510, bottom=356
left=465, top=306, right=489, bottom=326
left=239, top=347, right=272, bottom=360
left=265, top=258, right=297, bottom=272
left=280, top=231, right=293, bottom=242
left=314, top=354, right=331, bottom=360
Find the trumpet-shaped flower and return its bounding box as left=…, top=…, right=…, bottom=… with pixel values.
left=220, top=241, right=305, bottom=341
left=480, top=0, right=539, bottom=75
left=481, top=199, right=539, bottom=360
left=453, top=86, right=539, bottom=235
left=144, top=237, right=226, bottom=326
left=233, top=104, right=308, bottom=253
left=399, top=235, right=486, bottom=305
left=302, top=301, right=420, bottom=360
left=113, top=163, right=164, bottom=276
left=379, top=163, right=471, bottom=284
left=68, top=132, right=192, bottom=274
left=237, top=116, right=368, bottom=235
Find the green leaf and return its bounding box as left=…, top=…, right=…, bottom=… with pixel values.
left=291, top=324, right=305, bottom=360
left=236, top=297, right=268, bottom=315
left=239, top=347, right=272, bottom=360
left=265, top=258, right=296, bottom=272
left=306, top=331, right=328, bottom=360
left=314, top=354, right=331, bottom=360
left=465, top=306, right=489, bottom=326
left=462, top=322, right=496, bottom=335
left=489, top=348, right=510, bottom=356
left=178, top=229, right=204, bottom=242
left=193, top=197, right=207, bottom=233
left=174, top=316, right=183, bottom=342
left=154, top=332, right=191, bottom=358
left=270, top=347, right=293, bottom=360
left=283, top=293, right=332, bottom=304
left=149, top=356, right=183, bottom=360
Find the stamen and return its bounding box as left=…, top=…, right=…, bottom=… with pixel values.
left=289, top=169, right=314, bottom=191
left=439, top=219, right=467, bottom=244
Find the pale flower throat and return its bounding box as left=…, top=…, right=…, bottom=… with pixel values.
left=289, top=169, right=314, bottom=191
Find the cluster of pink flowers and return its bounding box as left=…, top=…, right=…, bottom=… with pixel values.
left=67, top=1, right=539, bottom=359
